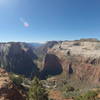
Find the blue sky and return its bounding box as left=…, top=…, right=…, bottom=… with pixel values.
left=0, top=0, right=100, bottom=42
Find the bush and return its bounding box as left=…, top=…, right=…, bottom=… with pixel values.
left=75, top=91, right=97, bottom=100
left=65, top=86, right=74, bottom=92
left=63, top=85, right=75, bottom=92
left=28, top=77, right=48, bottom=100
left=10, top=74, right=24, bottom=85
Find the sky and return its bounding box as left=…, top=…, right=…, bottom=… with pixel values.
left=0, top=0, right=100, bottom=42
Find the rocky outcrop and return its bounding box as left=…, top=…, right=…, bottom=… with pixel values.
left=49, top=40, right=100, bottom=58
left=42, top=39, right=100, bottom=85
left=0, top=68, right=25, bottom=100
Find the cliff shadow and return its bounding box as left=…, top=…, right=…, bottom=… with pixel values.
left=40, top=54, right=63, bottom=79
left=5, top=45, right=39, bottom=77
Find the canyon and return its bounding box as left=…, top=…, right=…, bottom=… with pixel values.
left=0, top=39, right=100, bottom=99
left=0, top=39, right=100, bottom=85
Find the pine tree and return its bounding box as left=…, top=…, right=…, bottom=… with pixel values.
left=28, top=77, right=48, bottom=100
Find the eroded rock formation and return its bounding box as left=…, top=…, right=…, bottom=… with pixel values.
left=42, top=39, right=100, bottom=86
left=0, top=68, right=25, bottom=100
left=0, top=42, right=38, bottom=76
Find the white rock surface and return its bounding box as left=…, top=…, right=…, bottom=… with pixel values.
left=50, top=41, right=100, bottom=58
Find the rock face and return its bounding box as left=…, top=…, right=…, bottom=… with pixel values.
left=42, top=39, right=100, bottom=86
left=49, top=40, right=100, bottom=58
left=1, top=40, right=100, bottom=86
left=0, top=41, right=58, bottom=77
left=0, top=68, right=25, bottom=100
left=40, top=54, right=63, bottom=79
left=0, top=42, right=38, bottom=76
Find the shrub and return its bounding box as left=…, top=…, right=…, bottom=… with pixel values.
left=63, top=85, right=75, bottom=92
left=75, top=90, right=97, bottom=100
left=10, top=74, right=24, bottom=85
left=28, top=77, right=48, bottom=100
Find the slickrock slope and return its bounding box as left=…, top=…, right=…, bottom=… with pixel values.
left=0, top=68, right=25, bottom=100
left=43, top=39, right=100, bottom=86
left=49, top=40, right=100, bottom=58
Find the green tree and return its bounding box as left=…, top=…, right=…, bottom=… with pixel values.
left=28, top=77, right=48, bottom=100
left=9, top=74, right=24, bottom=85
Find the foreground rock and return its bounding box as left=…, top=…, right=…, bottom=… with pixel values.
left=0, top=68, right=25, bottom=100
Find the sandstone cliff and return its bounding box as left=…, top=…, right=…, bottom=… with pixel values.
left=42, top=39, right=100, bottom=86
left=0, top=42, right=38, bottom=77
